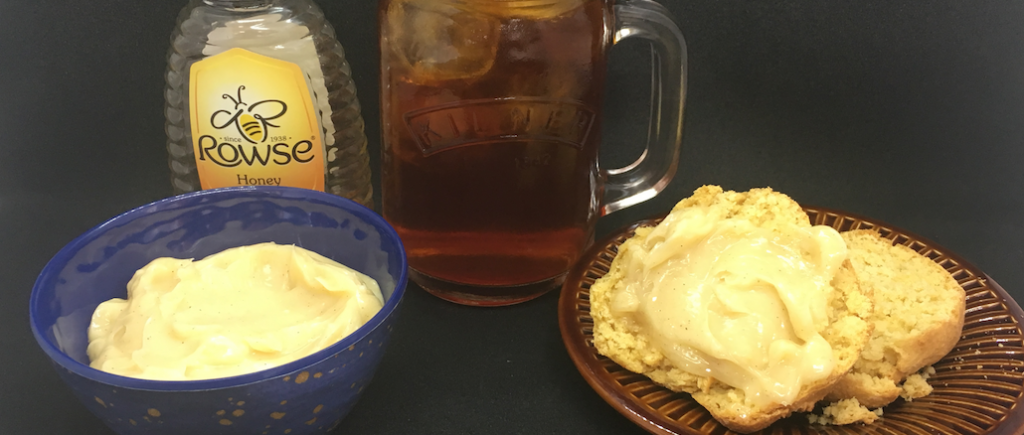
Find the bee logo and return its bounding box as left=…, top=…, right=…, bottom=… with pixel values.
left=210, top=85, right=287, bottom=143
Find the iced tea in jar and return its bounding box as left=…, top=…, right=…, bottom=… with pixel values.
left=380, top=0, right=687, bottom=305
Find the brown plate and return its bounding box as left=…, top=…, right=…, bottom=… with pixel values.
left=559, top=207, right=1024, bottom=435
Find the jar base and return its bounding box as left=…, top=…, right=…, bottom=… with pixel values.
left=409, top=267, right=564, bottom=307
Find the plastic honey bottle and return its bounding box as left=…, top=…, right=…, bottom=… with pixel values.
left=164, top=0, right=373, bottom=208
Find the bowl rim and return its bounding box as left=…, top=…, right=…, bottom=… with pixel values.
left=29, top=186, right=408, bottom=392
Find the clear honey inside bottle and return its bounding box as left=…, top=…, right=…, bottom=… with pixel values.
left=165, top=0, right=373, bottom=208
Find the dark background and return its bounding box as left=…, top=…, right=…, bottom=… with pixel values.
left=3, top=1, right=1023, bottom=434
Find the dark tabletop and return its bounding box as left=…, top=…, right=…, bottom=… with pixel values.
left=3, top=1, right=1024, bottom=434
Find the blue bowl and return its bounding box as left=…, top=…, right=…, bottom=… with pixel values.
left=30, top=186, right=407, bottom=435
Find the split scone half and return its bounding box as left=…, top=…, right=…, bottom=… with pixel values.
left=591, top=186, right=873, bottom=433
left=824, top=230, right=966, bottom=408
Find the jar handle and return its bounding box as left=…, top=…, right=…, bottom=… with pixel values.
left=601, top=0, right=687, bottom=215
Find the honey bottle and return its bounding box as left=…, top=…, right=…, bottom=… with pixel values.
left=164, top=0, right=373, bottom=208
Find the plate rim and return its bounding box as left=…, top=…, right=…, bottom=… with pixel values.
left=558, top=206, right=1024, bottom=435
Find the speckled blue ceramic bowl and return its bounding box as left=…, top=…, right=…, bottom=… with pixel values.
left=30, top=186, right=407, bottom=435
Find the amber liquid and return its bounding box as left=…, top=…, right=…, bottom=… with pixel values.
left=381, top=0, right=610, bottom=305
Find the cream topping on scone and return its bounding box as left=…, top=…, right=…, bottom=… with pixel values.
left=606, top=205, right=848, bottom=406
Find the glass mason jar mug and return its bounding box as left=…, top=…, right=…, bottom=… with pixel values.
left=379, top=0, right=687, bottom=305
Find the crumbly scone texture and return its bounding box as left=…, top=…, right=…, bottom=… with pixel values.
left=591, top=185, right=874, bottom=434
left=824, top=230, right=965, bottom=408
left=900, top=366, right=936, bottom=401
left=808, top=366, right=935, bottom=427
left=806, top=398, right=882, bottom=426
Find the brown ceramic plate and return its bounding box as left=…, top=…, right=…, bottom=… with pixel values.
left=559, top=207, right=1024, bottom=435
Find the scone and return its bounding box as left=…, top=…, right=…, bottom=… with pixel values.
left=806, top=398, right=883, bottom=426
left=824, top=230, right=966, bottom=408
left=591, top=186, right=874, bottom=433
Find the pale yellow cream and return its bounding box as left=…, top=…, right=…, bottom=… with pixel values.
left=87, top=242, right=384, bottom=381
left=609, top=207, right=847, bottom=406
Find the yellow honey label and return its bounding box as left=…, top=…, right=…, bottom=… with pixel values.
left=189, top=48, right=324, bottom=190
